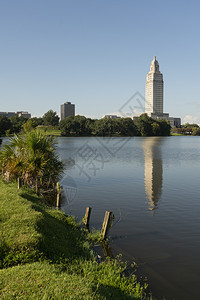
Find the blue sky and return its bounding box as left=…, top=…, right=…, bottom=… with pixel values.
left=0, top=0, right=200, bottom=123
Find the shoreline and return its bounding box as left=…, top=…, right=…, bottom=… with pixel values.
left=0, top=179, right=152, bottom=299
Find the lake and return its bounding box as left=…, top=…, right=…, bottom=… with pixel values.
left=1, top=135, right=199, bottom=299
left=57, top=136, right=200, bottom=300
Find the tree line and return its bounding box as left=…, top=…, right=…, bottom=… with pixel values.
left=0, top=110, right=59, bottom=136
left=59, top=114, right=171, bottom=136
left=0, top=110, right=171, bottom=137
left=171, top=123, right=200, bottom=136
left=1, top=109, right=200, bottom=137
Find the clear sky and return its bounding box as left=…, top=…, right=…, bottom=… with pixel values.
left=0, top=0, right=200, bottom=123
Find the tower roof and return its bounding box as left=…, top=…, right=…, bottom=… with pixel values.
left=150, top=56, right=160, bottom=73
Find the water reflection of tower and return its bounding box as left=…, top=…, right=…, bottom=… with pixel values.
left=143, top=137, right=163, bottom=211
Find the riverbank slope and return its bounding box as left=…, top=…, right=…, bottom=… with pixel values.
left=0, top=180, right=150, bottom=299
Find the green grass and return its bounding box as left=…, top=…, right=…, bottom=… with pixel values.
left=0, top=180, right=151, bottom=299
left=36, top=125, right=61, bottom=136
left=170, top=133, right=184, bottom=136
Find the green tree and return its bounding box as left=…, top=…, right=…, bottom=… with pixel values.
left=0, top=116, right=12, bottom=136
left=152, top=122, right=160, bottom=136
left=43, top=110, right=59, bottom=126
left=29, top=117, right=44, bottom=128
left=118, top=118, right=139, bottom=136
left=192, top=127, right=200, bottom=136
left=9, top=116, right=27, bottom=133
left=59, top=116, right=77, bottom=136
left=133, top=114, right=171, bottom=136
left=93, top=118, right=122, bottom=136
left=0, top=130, right=63, bottom=194
left=72, top=115, right=87, bottom=135
left=182, top=123, right=199, bottom=128
left=59, top=115, right=94, bottom=136
left=85, top=118, right=95, bottom=135
left=157, top=119, right=171, bottom=136
left=134, top=114, right=153, bottom=136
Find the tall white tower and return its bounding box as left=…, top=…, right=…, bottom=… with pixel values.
left=145, top=56, right=163, bottom=116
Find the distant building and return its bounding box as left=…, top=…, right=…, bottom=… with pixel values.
left=0, top=112, right=16, bottom=118
left=102, top=115, right=121, bottom=119
left=60, top=102, right=75, bottom=121
left=145, top=56, right=181, bottom=127
left=151, top=113, right=181, bottom=128
left=0, top=111, right=31, bottom=118
left=16, top=111, right=31, bottom=118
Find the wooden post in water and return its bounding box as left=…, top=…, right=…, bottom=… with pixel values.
left=56, top=182, right=62, bottom=209
left=56, top=191, right=61, bottom=209
left=101, top=211, right=113, bottom=240
left=83, top=207, right=92, bottom=229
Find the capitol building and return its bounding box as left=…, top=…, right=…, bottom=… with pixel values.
left=145, top=56, right=181, bottom=127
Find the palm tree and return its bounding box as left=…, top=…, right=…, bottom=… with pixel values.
left=0, top=130, right=64, bottom=194
left=0, top=135, right=26, bottom=181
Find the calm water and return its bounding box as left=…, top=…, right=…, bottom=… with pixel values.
left=57, top=136, right=200, bottom=300
left=1, top=136, right=200, bottom=299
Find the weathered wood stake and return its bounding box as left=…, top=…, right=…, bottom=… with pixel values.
left=83, top=207, right=92, bottom=229
left=101, top=211, right=113, bottom=240
left=57, top=191, right=61, bottom=209
left=18, top=177, right=22, bottom=189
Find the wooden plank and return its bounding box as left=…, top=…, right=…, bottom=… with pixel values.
left=101, top=211, right=113, bottom=240
left=83, top=207, right=92, bottom=228
left=56, top=192, right=61, bottom=209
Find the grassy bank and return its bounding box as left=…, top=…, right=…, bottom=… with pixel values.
left=170, top=132, right=184, bottom=136
left=36, top=125, right=61, bottom=136
left=0, top=180, right=151, bottom=299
